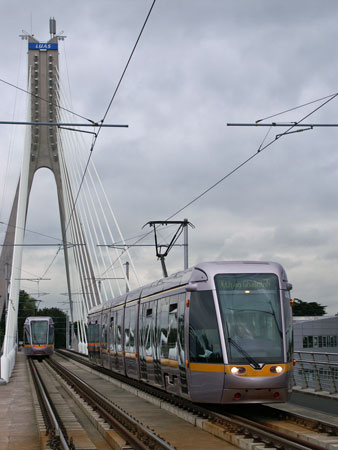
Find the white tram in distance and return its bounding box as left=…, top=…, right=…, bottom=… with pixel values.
left=87, top=261, right=294, bottom=404
left=23, top=316, right=54, bottom=357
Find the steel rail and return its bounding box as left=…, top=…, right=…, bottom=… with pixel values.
left=47, top=356, right=175, bottom=450
left=28, top=358, right=72, bottom=450
left=213, top=411, right=326, bottom=450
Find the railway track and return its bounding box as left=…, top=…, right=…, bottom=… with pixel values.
left=28, top=357, right=74, bottom=450
left=55, top=349, right=338, bottom=449
left=46, top=356, right=175, bottom=450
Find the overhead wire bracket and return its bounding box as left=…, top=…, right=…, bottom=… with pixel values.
left=143, top=220, right=194, bottom=278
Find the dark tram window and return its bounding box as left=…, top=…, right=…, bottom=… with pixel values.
left=168, top=299, right=178, bottom=360
left=48, top=324, right=54, bottom=345
left=116, top=310, right=123, bottom=353
left=123, top=306, right=137, bottom=353
left=144, top=303, right=153, bottom=357
left=189, top=291, right=222, bottom=363
left=24, top=328, right=30, bottom=345
left=109, top=315, right=115, bottom=354
left=124, top=308, right=131, bottom=351
left=158, top=298, right=169, bottom=358
left=129, top=307, right=137, bottom=352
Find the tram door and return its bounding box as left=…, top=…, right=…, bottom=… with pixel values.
left=115, top=308, right=125, bottom=373
left=186, top=291, right=224, bottom=403
left=177, top=294, right=188, bottom=395
left=139, top=300, right=158, bottom=384
left=100, top=313, right=109, bottom=368
left=124, top=303, right=139, bottom=379
left=109, top=312, right=116, bottom=370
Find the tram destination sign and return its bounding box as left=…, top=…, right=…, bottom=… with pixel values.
left=215, top=274, right=278, bottom=291
left=28, top=42, right=58, bottom=51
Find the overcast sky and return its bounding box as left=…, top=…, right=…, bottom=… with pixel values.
left=1, top=1, right=338, bottom=315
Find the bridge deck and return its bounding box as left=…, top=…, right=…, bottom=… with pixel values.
left=0, top=351, right=41, bottom=450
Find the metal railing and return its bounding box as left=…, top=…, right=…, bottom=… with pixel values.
left=292, top=351, right=338, bottom=394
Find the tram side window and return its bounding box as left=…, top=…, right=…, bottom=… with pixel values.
left=125, top=306, right=137, bottom=353
left=101, top=315, right=108, bottom=350
left=116, top=310, right=123, bottom=353
left=177, top=294, right=185, bottom=364
left=282, top=291, right=293, bottom=359
left=24, top=326, right=30, bottom=345
left=168, top=300, right=178, bottom=360
left=144, top=305, right=153, bottom=357
left=88, top=322, right=94, bottom=344
left=48, top=324, right=54, bottom=345
left=189, top=291, right=222, bottom=363
left=124, top=308, right=131, bottom=351
left=88, top=323, right=92, bottom=344
left=88, top=321, right=99, bottom=344
left=109, top=316, right=115, bottom=354
left=95, top=323, right=100, bottom=343
left=158, top=297, right=169, bottom=358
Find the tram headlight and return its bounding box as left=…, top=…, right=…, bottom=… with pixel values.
left=270, top=365, right=283, bottom=374
left=231, top=366, right=246, bottom=375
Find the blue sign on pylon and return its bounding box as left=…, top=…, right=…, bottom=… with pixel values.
left=28, top=43, right=58, bottom=51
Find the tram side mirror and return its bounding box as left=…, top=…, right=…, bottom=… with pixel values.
left=186, top=283, right=198, bottom=292
left=286, top=282, right=293, bottom=291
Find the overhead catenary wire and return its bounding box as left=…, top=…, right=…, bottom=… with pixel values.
left=165, top=91, right=338, bottom=221
left=101, top=91, right=338, bottom=275
left=255, top=92, right=338, bottom=123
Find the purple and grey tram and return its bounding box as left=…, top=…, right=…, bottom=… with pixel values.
left=23, top=316, right=54, bottom=357
left=87, top=261, right=294, bottom=404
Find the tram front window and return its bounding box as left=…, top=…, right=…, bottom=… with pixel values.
left=189, top=291, right=223, bottom=363
left=215, top=273, right=284, bottom=364
left=31, top=321, right=48, bottom=345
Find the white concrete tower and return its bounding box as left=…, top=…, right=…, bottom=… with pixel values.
left=0, top=19, right=99, bottom=382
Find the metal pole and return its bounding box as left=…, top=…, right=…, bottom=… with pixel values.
left=160, top=257, right=168, bottom=278
left=183, top=219, right=188, bottom=270
left=66, top=313, right=69, bottom=350
left=125, top=261, right=130, bottom=293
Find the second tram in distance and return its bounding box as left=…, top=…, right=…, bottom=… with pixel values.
left=23, top=316, right=55, bottom=357
left=87, top=261, right=294, bottom=404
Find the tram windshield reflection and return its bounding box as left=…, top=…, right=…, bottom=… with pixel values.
left=215, top=273, right=284, bottom=364
left=31, top=320, right=48, bottom=345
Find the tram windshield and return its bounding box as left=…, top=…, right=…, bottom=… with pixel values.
left=31, top=320, right=48, bottom=345
left=215, top=273, right=284, bottom=364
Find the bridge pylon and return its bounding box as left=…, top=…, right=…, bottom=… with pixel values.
left=0, top=20, right=99, bottom=382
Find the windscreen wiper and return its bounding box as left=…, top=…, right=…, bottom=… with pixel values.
left=228, top=338, right=261, bottom=369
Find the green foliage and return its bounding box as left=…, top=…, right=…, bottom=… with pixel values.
left=0, top=290, right=38, bottom=343
left=292, top=298, right=327, bottom=316
left=36, top=307, right=67, bottom=348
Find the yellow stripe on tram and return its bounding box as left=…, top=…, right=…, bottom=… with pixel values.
left=189, top=363, right=225, bottom=373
